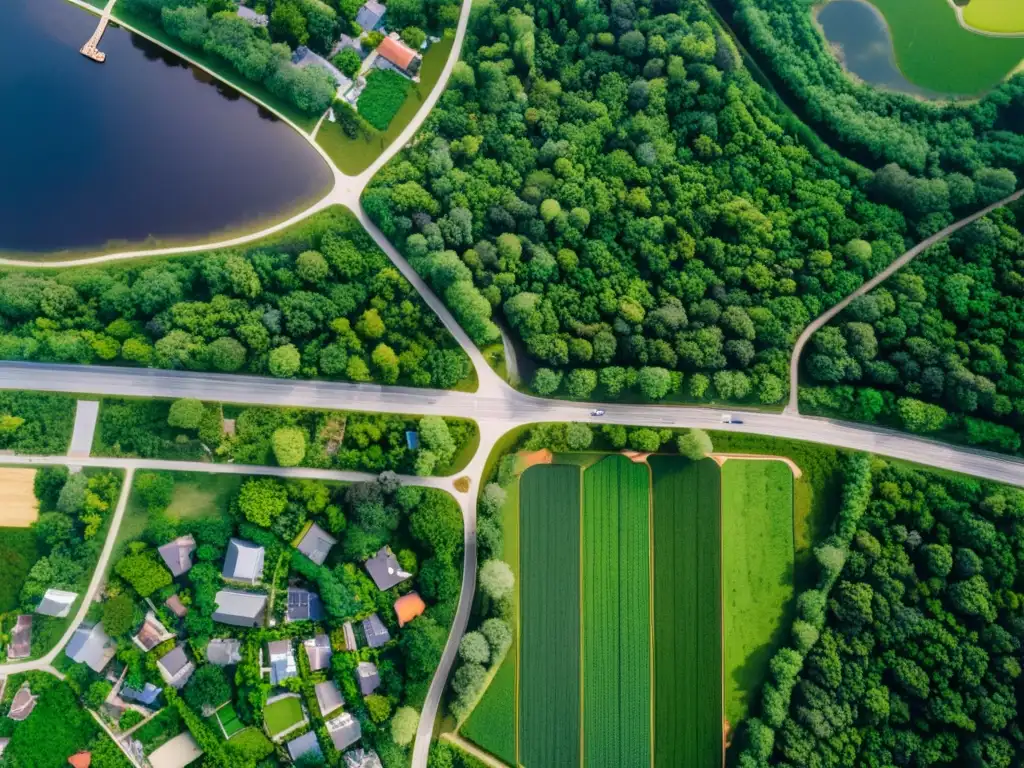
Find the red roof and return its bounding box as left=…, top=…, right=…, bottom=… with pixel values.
left=394, top=592, right=426, bottom=627
left=68, top=753, right=92, bottom=768
left=377, top=37, right=417, bottom=71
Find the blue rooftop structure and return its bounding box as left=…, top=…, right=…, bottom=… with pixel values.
left=405, top=431, right=420, bottom=450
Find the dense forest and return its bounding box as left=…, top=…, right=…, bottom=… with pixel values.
left=362, top=0, right=1016, bottom=406
left=0, top=210, right=470, bottom=390
left=739, top=459, right=1024, bottom=767
left=727, top=0, right=1024, bottom=177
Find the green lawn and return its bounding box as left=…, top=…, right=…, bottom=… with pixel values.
left=0, top=529, right=39, bottom=613
left=317, top=38, right=454, bottom=175
left=963, top=0, right=1024, bottom=32
left=865, top=0, right=1024, bottom=93
left=165, top=473, right=241, bottom=521
left=135, top=706, right=184, bottom=753
left=518, top=464, right=581, bottom=768
left=650, top=457, right=722, bottom=768
left=263, top=696, right=305, bottom=736
left=216, top=703, right=245, bottom=738
left=721, top=460, right=795, bottom=725
left=582, top=456, right=651, bottom=768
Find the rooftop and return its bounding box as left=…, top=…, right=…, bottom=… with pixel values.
left=344, top=749, right=384, bottom=768
left=364, top=546, right=412, bottom=591
left=394, top=592, right=426, bottom=627
left=8, top=684, right=37, bottom=721
left=315, top=680, right=344, bottom=716
left=66, top=623, right=116, bottom=673
left=377, top=36, right=418, bottom=71
left=222, top=538, right=264, bottom=584
left=287, top=587, right=324, bottom=622
left=120, top=682, right=162, bottom=706
left=362, top=614, right=391, bottom=648
left=326, top=711, right=362, bottom=751
left=158, top=645, right=194, bottom=688
left=165, top=594, right=188, bottom=618
left=355, top=661, right=380, bottom=696
left=304, top=634, right=333, bottom=671
left=8, top=615, right=31, bottom=660
left=157, top=535, right=196, bottom=578
left=296, top=523, right=337, bottom=565
left=134, top=612, right=173, bottom=652
left=212, top=589, right=266, bottom=627
left=355, top=0, right=386, bottom=30
left=206, top=638, right=242, bottom=666
left=36, top=588, right=77, bottom=618
left=287, top=731, right=322, bottom=762
left=268, top=640, right=297, bottom=685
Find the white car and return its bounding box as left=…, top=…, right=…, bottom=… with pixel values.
left=590, top=409, right=605, bottom=417
left=720, top=414, right=733, bottom=423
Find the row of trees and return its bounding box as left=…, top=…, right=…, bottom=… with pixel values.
left=0, top=210, right=470, bottom=390
left=0, top=391, right=77, bottom=455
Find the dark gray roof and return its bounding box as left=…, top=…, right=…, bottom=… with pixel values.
left=327, top=712, right=362, bottom=751
left=212, top=589, right=266, bottom=627
left=287, top=587, right=324, bottom=622
left=355, top=0, right=385, bottom=30
left=315, top=680, right=344, bottom=716
left=65, top=623, right=116, bottom=673
left=206, top=638, right=242, bottom=666
left=223, top=538, right=264, bottom=583
left=287, top=731, right=323, bottom=762
left=362, top=614, right=390, bottom=649
left=158, top=535, right=195, bottom=577
left=355, top=661, right=379, bottom=696
left=344, top=749, right=384, bottom=768
left=35, top=588, right=76, bottom=618
left=364, top=547, right=412, bottom=591
left=304, top=634, right=332, bottom=671
left=121, top=683, right=162, bottom=706
left=159, top=646, right=190, bottom=677
left=297, top=523, right=337, bottom=565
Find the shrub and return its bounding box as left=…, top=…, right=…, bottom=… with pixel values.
left=357, top=70, right=412, bottom=131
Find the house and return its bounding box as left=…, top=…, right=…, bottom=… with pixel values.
left=364, top=546, right=412, bottom=591
left=222, top=539, right=265, bottom=584
left=67, top=752, right=92, bottom=768
left=120, top=682, right=162, bottom=707
left=355, top=661, right=380, bottom=696
left=268, top=639, right=298, bottom=684
left=355, top=0, right=386, bottom=31
left=342, top=621, right=357, bottom=651
left=344, top=749, right=384, bottom=768
left=236, top=4, right=268, bottom=25
left=206, top=638, right=242, bottom=666
left=327, top=712, right=362, bottom=751
left=165, top=594, right=188, bottom=618
left=7, top=683, right=37, bottom=721
left=314, top=680, right=344, bottom=716
left=158, top=645, right=195, bottom=689
left=394, top=592, right=426, bottom=628
left=212, top=589, right=267, bottom=627
left=362, top=614, right=390, bottom=649
left=296, top=523, right=337, bottom=566
left=66, top=623, right=116, bottom=673
left=375, top=36, right=422, bottom=79
left=158, top=535, right=196, bottom=578
left=8, top=615, right=31, bottom=660
left=286, top=731, right=322, bottom=762
left=332, top=34, right=365, bottom=59
left=405, top=431, right=419, bottom=450
left=292, top=46, right=352, bottom=94
left=36, top=588, right=77, bottom=618
left=304, top=634, right=332, bottom=671
left=133, top=612, right=174, bottom=652
left=286, top=587, right=324, bottom=622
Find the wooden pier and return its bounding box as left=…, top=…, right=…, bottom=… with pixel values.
left=80, top=0, right=118, bottom=63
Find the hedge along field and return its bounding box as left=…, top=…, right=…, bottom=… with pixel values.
left=720, top=460, right=795, bottom=726
left=582, top=456, right=652, bottom=768
left=518, top=464, right=581, bottom=767
left=650, top=456, right=722, bottom=768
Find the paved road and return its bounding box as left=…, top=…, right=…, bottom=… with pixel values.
left=787, top=189, right=1024, bottom=411
left=68, top=399, right=100, bottom=457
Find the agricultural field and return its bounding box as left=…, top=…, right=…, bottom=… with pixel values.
left=650, top=457, right=722, bottom=768
left=582, top=457, right=651, bottom=768
left=720, top=460, right=795, bottom=725
left=962, top=0, right=1024, bottom=33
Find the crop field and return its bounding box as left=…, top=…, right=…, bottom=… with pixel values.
left=650, top=457, right=722, bottom=768
left=518, top=464, right=581, bottom=767
left=963, top=0, right=1024, bottom=33
left=721, top=460, right=795, bottom=725
left=582, top=456, right=652, bottom=768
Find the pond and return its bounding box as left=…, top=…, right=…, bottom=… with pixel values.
left=0, top=0, right=333, bottom=255
left=815, top=0, right=946, bottom=99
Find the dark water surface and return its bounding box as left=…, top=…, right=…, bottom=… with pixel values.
left=816, top=0, right=944, bottom=99
left=0, top=0, right=331, bottom=253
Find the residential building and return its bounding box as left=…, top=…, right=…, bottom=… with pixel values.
left=8, top=615, right=31, bottom=660
left=314, top=680, right=344, bottom=716
left=374, top=36, right=421, bottom=79
left=304, top=634, right=332, bottom=671
left=326, top=712, right=362, bottom=751
left=66, top=623, right=116, bottom=673
left=355, top=661, right=380, bottom=696
left=355, top=0, right=385, bottom=31
left=362, top=614, right=390, bottom=648
left=158, top=645, right=195, bottom=689
left=222, top=538, right=265, bottom=584
left=206, top=638, right=242, bottom=666
left=236, top=4, right=268, bottom=25
left=212, top=589, right=267, bottom=627
left=342, top=621, right=357, bottom=651
left=35, top=588, right=76, bottom=618
left=120, top=682, right=162, bottom=707
left=292, top=46, right=352, bottom=94
left=165, top=594, right=188, bottom=618
left=344, top=749, right=384, bottom=768
left=67, top=752, right=92, bottom=768
left=286, top=587, right=324, bottom=622
left=133, top=612, right=174, bottom=652
left=286, top=731, right=322, bottom=762
left=7, top=683, right=37, bottom=721
left=394, top=592, right=426, bottom=627
left=158, top=535, right=196, bottom=578
left=268, top=639, right=298, bottom=685
left=364, top=546, right=412, bottom=591
left=296, top=523, right=337, bottom=566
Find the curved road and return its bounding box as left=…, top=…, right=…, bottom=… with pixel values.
left=787, top=189, right=1024, bottom=411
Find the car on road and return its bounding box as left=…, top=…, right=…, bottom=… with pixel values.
left=720, top=414, right=744, bottom=424
left=590, top=409, right=605, bottom=416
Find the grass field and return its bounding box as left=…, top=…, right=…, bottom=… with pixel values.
left=518, top=464, right=581, bottom=768
left=216, top=703, right=244, bottom=738
left=0, top=529, right=40, bottom=613
left=263, top=696, right=305, bottom=736
left=135, top=706, right=184, bottom=753
left=865, top=0, right=1024, bottom=93
left=650, top=456, right=722, bottom=768
left=963, top=0, right=1024, bottom=33
left=165, top=474, right=241, bottom=521
left=721, top=460, right=795, bottom=726
left=582, top=456, right=651, bottom=768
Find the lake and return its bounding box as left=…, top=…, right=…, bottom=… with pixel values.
left=815, top=0, right=946, bottom=99
left=0, top=0, right=332, bottom=254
